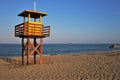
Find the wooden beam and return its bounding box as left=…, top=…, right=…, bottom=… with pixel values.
left=40, top=38, right=43, bottom=64
left=28, top=13, right=30, bottom=22
left=24, top=22, right=26, bottom=35
left=34, top=38, right=37, bottom=64
left=22, top=38, right=24, bottom=65
left=40, top=15, right=42, bottom=24
left=23, top=40, right=28, bottom=55
left=30, top=43, right=40, bottom=55
left=27, top=37, right=30, bottom=65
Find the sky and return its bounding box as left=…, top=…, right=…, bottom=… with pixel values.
left=0, top=0, right=120, bottom=44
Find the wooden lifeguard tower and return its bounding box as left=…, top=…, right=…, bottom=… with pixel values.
left=15, top=9, right=50, bottom=65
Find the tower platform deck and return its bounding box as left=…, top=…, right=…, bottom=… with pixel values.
left=15, top=22, right=50, bottom=38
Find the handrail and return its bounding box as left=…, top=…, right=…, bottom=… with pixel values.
left=15, top=23, right=24, bottom=27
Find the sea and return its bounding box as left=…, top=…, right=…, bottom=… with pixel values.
left=0, top=44, right=119, bottom=57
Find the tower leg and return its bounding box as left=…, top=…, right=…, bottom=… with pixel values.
left=27, top=37, right=30, bottom=65
left=34, top=38, right=37, bottom=64
left=34, top=53, right=36, bottom=64
left=40, top=38, right=43, bottom=64
left=22, top=38, right=24, bottom=65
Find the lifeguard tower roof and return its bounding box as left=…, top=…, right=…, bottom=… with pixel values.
left=18, top=10, right=47, bottom=18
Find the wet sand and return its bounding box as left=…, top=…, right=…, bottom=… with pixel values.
left=0, top=51, right=120, bottom=80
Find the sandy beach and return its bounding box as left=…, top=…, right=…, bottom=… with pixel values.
left=0, top=51, right=120, bottom=80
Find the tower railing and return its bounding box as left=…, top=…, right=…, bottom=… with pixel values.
left=15, top=22, right=50, bottom=38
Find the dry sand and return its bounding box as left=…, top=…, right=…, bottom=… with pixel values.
left=0, top=51, right=120, bottom=80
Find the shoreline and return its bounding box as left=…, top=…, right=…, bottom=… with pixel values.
left=0, top=49, right=119, bottom=57
left=0, top=50, right=119, bottom=63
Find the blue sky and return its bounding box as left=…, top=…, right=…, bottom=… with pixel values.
left=0, top=0, right=120, bottom=44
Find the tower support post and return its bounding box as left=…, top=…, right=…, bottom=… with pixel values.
left=34, top=38, right=37, bottom=64
left=22, top=38, right=24, bottom=65
left=27, top=37, right=30, bottom=65
left=40, top=38, right=43, bottom=64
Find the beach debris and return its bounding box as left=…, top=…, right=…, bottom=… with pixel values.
left=109, top=44, right=120, bottom=48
